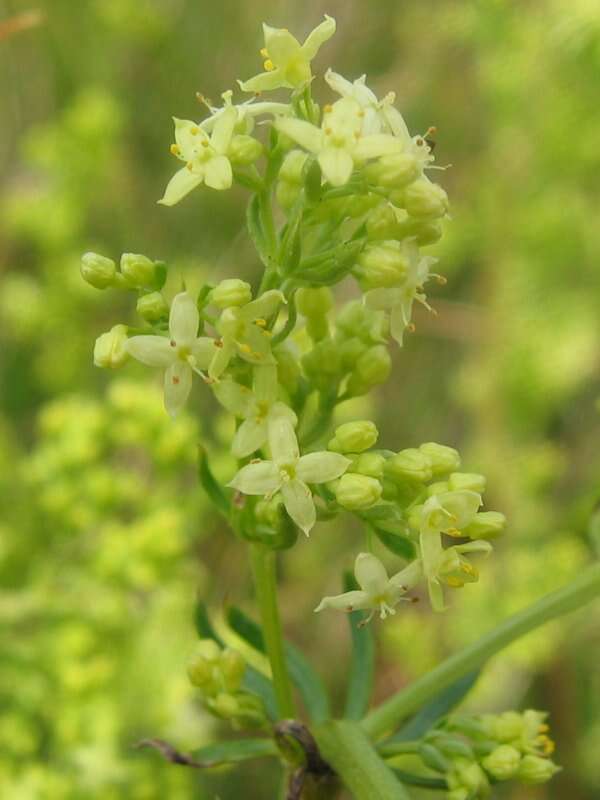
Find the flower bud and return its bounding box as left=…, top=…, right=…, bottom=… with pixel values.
left=194, top=638, right=222, bottom=662
left=211, top=692, right=240, bottom=719
left=337, top=301, right=387, bottom=344
left=354, top=241, right=409, bottom=289
left=448, top=472, right=487, bottom=493
left=228, top=134, right=263, bottom=165
left=403, top=178, right=449, bottom=219
left=276, top=180, right=302, bottom=210
left=306, top=315, right=329, bottom=341
left=81, top=252, right=116, bottom=289
left=329, top=421, right=378, bottom=454
left=367, top=152, right=420, bottom=189
left=335, top=474, right=382, bottom=510
left=365, top=204, right=399, bottom=240
left=211, top=279, right=252, bottom=309
left=517, top=755, right=560, bottom=784
left=463, top=511, right=507, bottom=540
left=482, top=745, right=521, bottom=781
left=279, top=149, right=308, bottom=184
left=426, top=480, right=449, bottom=496
left=187, top=655, right=214, bottom=689
left=347, top=345, right=391, bottom=395
left=120, top=253, right=162, bottom=289
left=296, top=287, right=333, bottom=317
left=302, top=339, right=341, bottom=390
left=275, top=345, right=301, bottom=395
left=419, top=442, right=461, bottom=476
left=220, top=649, right=246, bottom=692
left=481, top=711, right=524, bottom=742
left=386, top=448, right=433, bottom=484
left=136, top=292, right=169, bottom=322
left=93, top=324, right=129, bottom=369
left=351, top=452, right=385, bottom=480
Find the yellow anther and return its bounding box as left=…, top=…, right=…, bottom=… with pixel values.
left=539, top=724, right=550, bottom=733
left=446, top=527, right=462, bottom=538
left=437, top=275, right=447, bottom=285
left=446, top=577, right=464, bottom=588
left=201, top=139, right=209, bottom=147
left=254, top=318, right=267, bottom=327
left=260, top=47, right=269, bottom=57
left=190, top=126, right=199, bottom=135
left=324, top=127, right=332, bottom=135
left=462, top=563, right=478, bottom=577
left=407, top=323, right=416, bottom=333
left=263, top=59, right=274, bottom=71
left=186, top=162, right=193, bottom=171
left=170, top=144, right=180, bottom=156
left=323, top=104, right=333, bottom=113
left=239, top=343, right=252, bottom=354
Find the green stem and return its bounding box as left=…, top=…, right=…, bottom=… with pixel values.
left=362, top=562, right=600, bottom=740
left=250, top=544, right=296, bottom=719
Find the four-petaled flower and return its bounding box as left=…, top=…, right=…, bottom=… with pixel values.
left=213, top=365, right=297, bottom=458
left=159, top=108, right=237, bottom=207
left=209, top=290, right=285, bottom=380
left=126, top=292, right=216, bottom=417
left=365, top=239, right=438, bottom=346
left=228, top=416, right=350, bottom=535
left=275, top=97, right=402, bottom=187
left=315, top=552, right=423, bottom=622
left=239, top=16, right=336, bottom=93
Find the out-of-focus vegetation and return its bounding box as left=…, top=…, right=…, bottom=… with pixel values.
left=1, top=1, right=599, bottom=797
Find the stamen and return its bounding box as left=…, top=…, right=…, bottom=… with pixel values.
left=254, top=318, right=267, bottom=327
left=260, top=47, right=269, bottom=57
left=263, top=59, right=274, bottom=71
left=407, top=322, right=416, bottom=333
left=170, top=144, right=180, bottom=156
left=172, top=376, right=180, bottom=385
left=190, top=126, right=199, bottom=135
left=323, top=104, right=333, bottom=113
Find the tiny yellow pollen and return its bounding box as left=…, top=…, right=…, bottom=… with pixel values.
left=214, top=339, right=224, bottom=348
left=239, top=343, right=252, bottom=354
left=170, top=144, right=180, bottom=156
left=324, top=104, right=333, bottom=113
left=446, top=577, right=463, bottom=588
left=539, top=724, right=550, bottom=733
left=324, top=127, right=332, bottom=135
left=186, top=162, right=193, bottom=171
left=446, top=527, right=462, bottom=538
left=260, top=47, right=269, bottom=57
left=264, top=59, right=274, bottom=71
left=254, top=318, right=267, bottom=327
left=190, top=126, right=199, bottom=135
left=407, top=323, right=416, bottom=333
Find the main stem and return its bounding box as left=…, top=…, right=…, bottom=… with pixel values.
left=362, top=562, right=600, bottom=740
left=250, top=543, right=296, bottom=719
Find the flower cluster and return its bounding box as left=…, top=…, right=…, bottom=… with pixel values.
left=389, top=709, right=560, bottom=799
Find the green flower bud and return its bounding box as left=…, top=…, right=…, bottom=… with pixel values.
left=335, top=474, right=382, bottom=510
left=366, top=152, right=420, bottom=189
left=381, top=478, right=399, bottom=501
left=296, top=287, right=333, bottom=317
left=482, top=745, right=521, bottom=781
left=187, top=655, right=214, bottom=689
left=120, top=253, right=160, bottom=289
left=517, top=755, right=560, bottom=784
left=386, top=448, right=433, bottom=484
left=347, top=345, right=391, bottom=395
left=211, top=279, right=252, bottom=309
left=275, top=345, right=300, bottom=396
left=93, top=324, right=129, bottom=369
left=365, top=204, right=399, bottom=240
left=220, top=649, right=246, bottom=692
left=351, top=452, right=385, bottom=480
left=390, top=211, right=444, bottom=246
left=211, top=692, right=240, bottom=719
left=302, top=338, right=341, bottom=390
left=448, top=472, right=487, bottom=493
left=233, top=692, right=268, bottom=728
left=463, top=511, right=507, bottom=540
left=344, top=193, right=380, bottom=218
left=481, top=711, right=524, bottom=742
left=279, top=149, right=308, bottom=183
left=194, top=638, right=222, bottom=663
left=337, top=301, right=387, bottom=344
left=354, top=241, right=409, bottom=290
left=136, top=292, right=169, bottom=323
left=338, top=337, right=368, bottom=371
left=426, top=480, right=449, bottom=496
left=276, top=180, right=302, bottom=210
left=403, top=178, right=449, bottom=219
left=228, top=134, right=263, bottom=165
left=329, top=421, right=378, bottom=454
left=81, top=252, right=116, bottom=289
left=419, top=442, right=461, bottom=476
left=407, top=503, right=424, bottom=530
left=306, top=315, right=329, bottom=341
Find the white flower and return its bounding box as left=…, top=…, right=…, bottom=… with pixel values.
left=275, top=97, right=402, bottom=186
left=199, top=90, right=290, bottom=135
left=159, top=108, right=237, bottom=206
left=228, top=416, right=350, bottom=535
left=126, top=292, right=215, bottom=417
left=209, top=290, right=285, bottom=380
left=365, top=239, right=438, bottom=346
left=239, top=16, right=336, bottom=93
left=315, top=553, right=423, bottom=621
left=213, top=365, right=297, bottom=458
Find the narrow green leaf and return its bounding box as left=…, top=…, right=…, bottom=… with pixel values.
left=386, top=671, right=479, bottom=743
left=373, top=529, right=416, bottom=560
left=193, top=600, right=278, bottom=720
left=343, top=572, right=375, bottom=720
left=226, top=606, right=331, bottom=723
left=189, top=738, right=278, bottom=766
left=197, top=445, right=230, bottom=516
left=313, top=720, right=411, bottom=800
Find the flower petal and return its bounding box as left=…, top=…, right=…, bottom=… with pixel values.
left=208, top=337, right=235, bottom=380
left=314, top=590, right=371, bottom=613
left=264, top=26, right=302, bottom=64
left=242, top=290, right=285, bottom=321
left=204, top=155, right=233, bottom=191
left=268, top=415, right=299, bottom=464
left=210, top=107, right=236, bottom=154
left=354, top=552, right=389, bottom=596
left=173, top=117, right=202, bottom=153
left=213, top=379, right=254, bottom=416
left=192, top=337, right=217, bottom=370
left=236, top=324, right=274, bottom=365
left=301, top=15, right=336, bottom=60
left=318, top=148, right=354, bottom=186
left=390, top=303, right=409, bottom=346
left=275, top=117, right=322, bottom=154
left=324, top=68, right=353, bottom=97
left=281, top=478, right=315, bottom=535
left=389, top=559, right=423, bottom=591
left=428, top=578, right=446, bottom=612
left=296, top=451, right=350, bottom=484
left=232, top=417, right=267, bottom=458
left=364, top=288, right=402, bottom=311
left=164, top=361, right=192, bottom=418
left=170, top=292, right=199, bottom=345
left=420, top=530, right=444, bottom=579
left=239, top=69, right=288, bottom=94
left=228, top=460, right=280, bottom=495
left=158, top=166, right=203, bottom=206
left=353, top=134, right=403, bottom=161
left=126, top=336, right=174, bottom=367
left=253, top=364, right=278, bottom=404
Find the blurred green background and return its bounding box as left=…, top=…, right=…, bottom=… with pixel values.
left=1, top=0, right=600, bottom=797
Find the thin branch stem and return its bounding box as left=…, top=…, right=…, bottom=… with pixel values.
left=249, top=544, right=296, bottom=719
left=361, top=563, right=600, bottom=740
